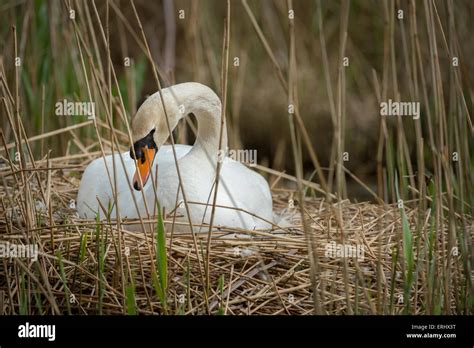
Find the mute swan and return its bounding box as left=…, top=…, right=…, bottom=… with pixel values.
left=77, top=82, right=274, bottom=231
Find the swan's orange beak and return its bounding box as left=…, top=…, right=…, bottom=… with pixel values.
left=133, top=145, right=156, bottom=191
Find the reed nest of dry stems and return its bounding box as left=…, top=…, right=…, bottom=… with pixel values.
left=0, top=141, right=471, bottom=315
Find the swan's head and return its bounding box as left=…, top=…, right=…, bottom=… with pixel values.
left=130, top=92, right=175, bottom=191
left=130, top=82, right=222, bottom=191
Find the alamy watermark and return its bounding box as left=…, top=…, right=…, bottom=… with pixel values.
left=18, top=322, right=55, bottom=342
left=324, top=241, right=364, bottom=261
left=55, top=99, right=95, bottom=119
left=217, top=147, right=257, bottom=167
left=380, top=99, right=420, bottom=120
left=0, top=242, right=38, bottom=262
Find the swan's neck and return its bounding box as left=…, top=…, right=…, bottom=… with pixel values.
left=189, top=110, right=227, bottom=163
left=173, top=85, right=227, bottom=165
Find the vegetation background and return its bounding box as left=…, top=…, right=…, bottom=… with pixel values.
left=1, top=0, right=472, bottom=199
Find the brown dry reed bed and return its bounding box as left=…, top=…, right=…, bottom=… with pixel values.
left=0, top=150, right=472, bottom=315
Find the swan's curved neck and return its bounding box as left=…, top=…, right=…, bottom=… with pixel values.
left=133, top=83, right=227, bottom=167
left=171, top=84, right=227, bottom=163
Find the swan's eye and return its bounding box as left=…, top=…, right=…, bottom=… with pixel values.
left=130, top=146, right=141, bottom=160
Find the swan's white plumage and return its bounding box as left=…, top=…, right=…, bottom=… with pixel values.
left=77, top=82, right=274, bottom=231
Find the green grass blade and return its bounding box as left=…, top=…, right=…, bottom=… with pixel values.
left=155, top=201, right=168, bottom=313
left=395, top=172, right=414, bottom=313
left=125, top=281, right=137, bottom=315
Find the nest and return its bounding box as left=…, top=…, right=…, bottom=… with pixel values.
left=0, top=154, right=472, bottom=315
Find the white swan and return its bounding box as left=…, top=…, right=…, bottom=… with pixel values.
left=77, top=82, right=274, bottom=231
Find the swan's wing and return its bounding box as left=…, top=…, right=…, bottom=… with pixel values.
left=76, top=152, right=132, bottom=219
left=218, top=160, right=274, bottom=228
left=156, top=144, right=192, bottom=167
left=77, top=146, right=192, bottom=219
